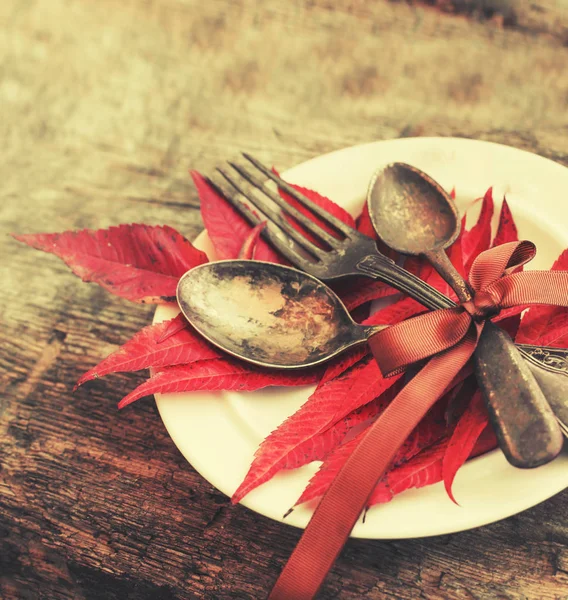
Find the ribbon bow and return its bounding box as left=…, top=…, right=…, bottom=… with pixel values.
left=269, top=241, right=568, bottom=600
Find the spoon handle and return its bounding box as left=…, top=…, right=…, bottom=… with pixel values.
left=424, top=248, right=473, bottom=303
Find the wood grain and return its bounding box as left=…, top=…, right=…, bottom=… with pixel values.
left=2, top=0, right=568, bottom=598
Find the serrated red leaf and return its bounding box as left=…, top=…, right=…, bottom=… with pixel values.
left=245, top=394, right=394, bottom=503
left=442, top=390, right=488, bottom=504
left=319, top=347, right=369, bottom=385
left=13, top=224, right=208, bottom=303
left=492, top=198, right=518, bottom=247
left=156, top=314, right=189, bottom=343
left=470, top=423, right=498, bottom=457
left=495, top=313, right=522, bottom=341
left=294, top=433, right=360, bottom=507
left=296, top=389, right=450, bottom=507
left=356, top=202, right=377, bottom=239
left=231, top=357, right=403, bottom=503
left=550, top=249, right=568, bottom=271
left=192, top=171, right=283, bottom=263
left=238, top=222, right=267, bottom=259
left=118, top=359, right=321, bottom=409
left=339, top=280, right=399, bottom=311
left=443, top=373, right=477, bottom=426
left=363, top=296, right=425, bottom=327
left=461, top=188, right=494, bottom=273
left=76, top=314, right=220, bottom=388
left=367, top=438, right=448, bottom=507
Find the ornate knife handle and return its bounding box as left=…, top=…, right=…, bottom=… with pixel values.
left=518, top=345, right=568, bottom=376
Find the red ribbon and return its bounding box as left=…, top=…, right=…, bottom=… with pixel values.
left=269, top=241, right=568, bottom=600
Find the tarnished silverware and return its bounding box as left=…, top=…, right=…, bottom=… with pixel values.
left=177, top=260, right=385, bottom=368
left=203, top=154, right=568, bottom=458
left=368, top=162, right=562, bottom=468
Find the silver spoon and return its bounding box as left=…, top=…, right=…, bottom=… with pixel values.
left=176, top=259, right=384, bottom=369
left=368, top=162, right=563, bottom=468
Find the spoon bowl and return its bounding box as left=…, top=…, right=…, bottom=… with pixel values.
left=369, top=162, right=460, bottom=255
left=176, top=260, right=380, bottom=369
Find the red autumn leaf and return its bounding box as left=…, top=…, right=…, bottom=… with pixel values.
left=492, top=198, right=518, bottom=247
left=156, top=314, right=189, bottom=343
left=534, top=320, right=568, bottom=347
left=295, top=430, right=368, bottom=507
left=339, top=280, right=399, bottom=312
left=363, top=296, right=425, bottom=327
left=403, top=254, right=435, bottom=284
left=443, top=370, right=478, bottom=426
left=518, top=310, right=568, bottom=347
left=319, top=346, right=369, bottom=385
left=551, top=249, right=568, bottom=271
left=192, top=171, right=283, bottom=264
left=516, top=249, right=568, bottom=345
left=367, top=438, right=448, bottom=507
left=495, top=313, right=522, bottom=341
left=13, top=224, right=208, bottom=303
left=461, top=188, right=494, bottom=273
left=442, top=390, right=489, bottom=504
left=296, top=388, right=451, bottom=507
left=356, top=202, right=377, bottom=239
left=369, top=412, right=498, bottom=508
left=118, top=359, right=321, bottom=409
left=470, top=423, right=498, bottom=457
left=76, top=314, right=220, bottom=388
left=238, top=222, right=267, bottom=259
left=368, top=418, right=498, bottom=509
left=231, top=357, right=403, bottom=503
left=246, top=393, right=396, bottom=509
left=293, top=381, right=404, bottom=507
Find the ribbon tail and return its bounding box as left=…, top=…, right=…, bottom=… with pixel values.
left=268, top=329, right=478, bottom=600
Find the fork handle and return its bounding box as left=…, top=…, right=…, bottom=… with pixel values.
left=355, top=254, right=454, bottom=311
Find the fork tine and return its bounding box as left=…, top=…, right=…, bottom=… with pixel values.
left=215, top=168, right=324, bottom=264
left=227, top=161, right=341, bottom=249
left=242, top=153, right=356, bottom=236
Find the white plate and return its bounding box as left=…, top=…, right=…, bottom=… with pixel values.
left=154, top=137, right=568, bottom=539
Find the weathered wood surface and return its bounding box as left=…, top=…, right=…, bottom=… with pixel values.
left=2, top=0, right=568, bottom=598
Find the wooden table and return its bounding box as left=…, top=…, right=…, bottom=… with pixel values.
left=2, top=1, right=568, bottom=598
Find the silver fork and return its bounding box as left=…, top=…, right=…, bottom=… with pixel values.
left=208, top=154, right=568, bottom=440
